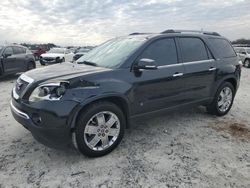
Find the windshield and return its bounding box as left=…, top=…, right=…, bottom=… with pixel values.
left=76, top=37, right=147, bottom=68
left=48, top=48, right=65, bottom=54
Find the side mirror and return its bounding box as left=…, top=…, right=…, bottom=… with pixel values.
left=134, top=58, right=158, bottom=71
left=3, top=53, right=11, bottom=58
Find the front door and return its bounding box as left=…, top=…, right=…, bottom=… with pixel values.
left=131, top=38, right=186, bottom=115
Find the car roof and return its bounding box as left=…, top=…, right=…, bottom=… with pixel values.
left=1, top=44, right=27, bottom=48
left=129, top=29, right=227, bottom=39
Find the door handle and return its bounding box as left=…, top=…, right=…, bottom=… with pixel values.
left=173, top=73, right=183, bottom=77
left=209, top=67, right=216, bottom=71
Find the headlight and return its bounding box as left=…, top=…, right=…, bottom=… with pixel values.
left=29, top=82, right=68, bottom=102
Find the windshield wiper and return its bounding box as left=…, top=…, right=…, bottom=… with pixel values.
left=78, top=61, right=98, bottom=67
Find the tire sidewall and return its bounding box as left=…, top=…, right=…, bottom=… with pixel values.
left=27, top=61, right=35, bottom=70
left=215, top=82, right=235, bottom=116
left=75, top=102, right=125, bottom=157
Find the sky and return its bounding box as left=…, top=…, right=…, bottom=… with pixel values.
left=0, top=0, right=249, bottom=46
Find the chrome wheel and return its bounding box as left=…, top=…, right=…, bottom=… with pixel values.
left=83, top=111, right=120, bottom=151
left=217, top=87, right=233, bottom=112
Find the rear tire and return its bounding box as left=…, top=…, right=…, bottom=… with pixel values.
left=74, top=102, right=125, bottom=157
left=27, top=61, right=36, bottom=70
left=207, top=82, right=235, bottom=116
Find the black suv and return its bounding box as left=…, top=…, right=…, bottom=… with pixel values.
left=0, top=45, right=36, bottom=76
left=10, top=30, right=241, bottom=157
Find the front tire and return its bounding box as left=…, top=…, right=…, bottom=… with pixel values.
left=207, top=82, right=235, bottom=116
left=74, top=102, right=125, bottom=157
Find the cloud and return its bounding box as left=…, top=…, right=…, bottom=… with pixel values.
left=0, top=0, right=249, bottom=46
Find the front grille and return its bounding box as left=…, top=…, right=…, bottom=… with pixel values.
left=43, top=57, right=55, bottom=61
left=15, top=77, right=29, bottom=97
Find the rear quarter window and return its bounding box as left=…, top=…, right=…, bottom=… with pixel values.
left=209, top=38, right=236, bottom=58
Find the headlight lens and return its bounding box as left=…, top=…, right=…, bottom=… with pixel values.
left=29, top=82, right=68, bottom=102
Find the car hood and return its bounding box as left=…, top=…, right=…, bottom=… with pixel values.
left=24, top=62, right=110, bottom=82
left=41, top=53, right=64, bottom=58
left=75, top=52, right=87, bottom=55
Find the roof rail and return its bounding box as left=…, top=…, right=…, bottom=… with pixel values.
left=161, top=29, right=221, bottom=36
left=129, top=32, right=152, bottom=35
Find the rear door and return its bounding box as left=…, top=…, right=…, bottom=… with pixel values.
left=131, top=38, right=186, bottom=115
left=12, top=46, right=27, bottom=71
left=178, top=37, right=216, bottom=102
left=2, top=47, right=17, bottom=73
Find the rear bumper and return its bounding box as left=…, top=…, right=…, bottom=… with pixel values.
left=10, top=99, right=77, bottom=149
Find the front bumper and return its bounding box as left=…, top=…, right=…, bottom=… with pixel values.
left=40, top=58, right=63, bottom=64
left=10, top=99, right=78, bottom=149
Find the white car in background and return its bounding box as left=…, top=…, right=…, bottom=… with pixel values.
left=40, top=48, right=74, bottom=65
left=234, top=47, right=250, bottom=68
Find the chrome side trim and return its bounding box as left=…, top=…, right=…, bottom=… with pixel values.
left=10, top=101, right=30, bottom=120
left=20, top=74, right=34, bottom=83
left=182, top=59, right=215, bottom=65
left=158, top=59, right=215, bottom=69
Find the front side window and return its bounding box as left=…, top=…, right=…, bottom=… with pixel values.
left=179, top=37, right=209, bottom=62
left=76, top=37, right=147, bottom=68
left=139, top=38, right=178, bottom=66
left=4, top=47, right=13, bottom=55
left=246, top=49, right=250, bottom=54
left=208, top=38, right=236, bottom=58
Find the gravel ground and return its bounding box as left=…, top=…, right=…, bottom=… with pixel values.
left=0, top=65, right=250, bottom=188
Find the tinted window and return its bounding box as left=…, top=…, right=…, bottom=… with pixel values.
left=21, top=47, right=26, bottom=54
left=179, top=38, right=209, bottom=62
left=209, top=38, right=236, bottom=58
left=140, top=38, right=178, bottom=66
left=4, top=47, right=13, bottom=55
left=13, top=47, right=23, bottom=54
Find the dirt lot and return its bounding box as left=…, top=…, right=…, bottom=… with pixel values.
left=0, top=65, right=249, bottom=188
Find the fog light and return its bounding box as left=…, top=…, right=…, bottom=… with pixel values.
left=31, top=113, right=42, bottom=125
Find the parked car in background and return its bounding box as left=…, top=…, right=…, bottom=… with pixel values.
left=40, top=48, right=74, bottom=65
left=31, top=48, right=46, bottom=60
left=10, top=30, right=241, bottom=157
left=73, top=47, right=91, bottom=61
left=234, top=47, right=250, bottom=68
left=0, top=45, right=36, bottom=76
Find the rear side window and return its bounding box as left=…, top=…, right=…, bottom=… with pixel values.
left=209, top=38, right=236, bottom=58
left=179, top=37, right=209, bottom=62
left=13, top=47, right=23, bottom=54
left=140, top=38, right=178, bottom=66
left=20, top=47, right=26, bottom=53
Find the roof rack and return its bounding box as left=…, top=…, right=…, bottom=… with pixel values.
left=161, top=29, right=221, bottom=36
left=129, top=32, right=152, bottom=35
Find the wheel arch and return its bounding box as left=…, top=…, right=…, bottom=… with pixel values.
left=212, top=76, right=238, bottom=99
left=70, top=95, right=131, bottom=131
